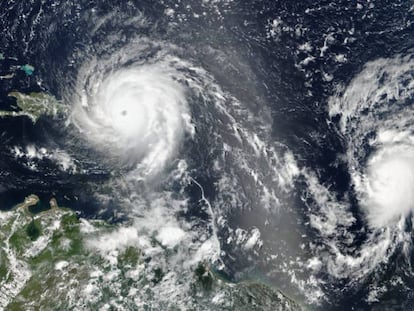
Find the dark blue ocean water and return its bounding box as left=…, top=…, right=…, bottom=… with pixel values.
left=2, top=1, right=414, bottom=309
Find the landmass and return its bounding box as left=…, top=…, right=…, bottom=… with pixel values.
left=194, top=263, right=302, bottom=310
left=0, top=196, right=300, bottom=310
left=0, top=91, right=68, bottom=123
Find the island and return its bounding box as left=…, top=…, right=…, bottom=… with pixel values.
left=0, top=92, right=68, bottom=123
left=0, top=196, right=301, bottom=310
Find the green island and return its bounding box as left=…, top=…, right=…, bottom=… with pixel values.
left=0, top=92, right=68, bottom=123
left=0, top=196, right=300, bottom=310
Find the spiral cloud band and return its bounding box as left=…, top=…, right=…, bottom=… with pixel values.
left=60, top=16, right=307, bottom=306
left=71, top=48, right=193, bottom=179
left=329, top=54, right=414, bottom=228
left=362, top=136, right=414, bottom=228
left=296, top=55, right=414, bottom=299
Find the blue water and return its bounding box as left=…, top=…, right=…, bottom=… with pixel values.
left=2, top=0, right=414, bottom=309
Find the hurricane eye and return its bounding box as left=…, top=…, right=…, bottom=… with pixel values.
left=71, top=64, right=191, bottom=178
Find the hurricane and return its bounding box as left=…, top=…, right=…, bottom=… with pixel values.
left=71, top=41, right=194, bottom=179
left=330, top=54, right=414, bottom=229
left=300, top=53, right=414, bottom=306
left=3, top=0, right=414, bottom=310
left=21, top=7, right=299, bottom=309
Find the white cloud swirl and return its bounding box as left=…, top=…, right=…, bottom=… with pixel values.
left=294, top=55, right=414, bottom=303
left=71, top=44, right=194, bottom=179
left=330, top=54, right=414, bottom=228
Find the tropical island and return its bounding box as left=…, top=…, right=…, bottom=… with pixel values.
left=0, top=92, right=67, bottom=123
